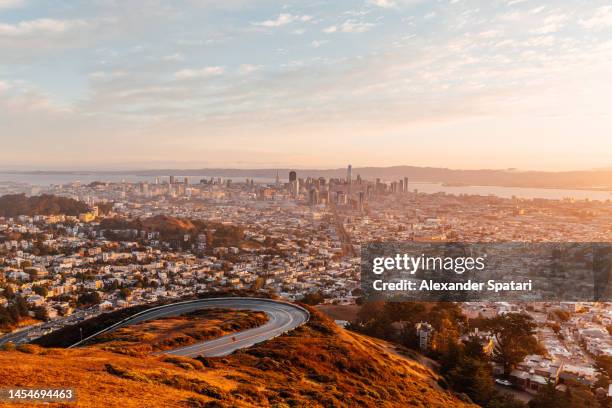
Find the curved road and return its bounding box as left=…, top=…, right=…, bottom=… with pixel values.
left=69, top=297, right=309, bottom=357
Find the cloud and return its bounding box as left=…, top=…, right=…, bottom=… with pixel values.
left=252, top=13, right=312, bottom=27
left=324, top=20, right=374, bottom=34
left=580, top=6, right=612, bottom=29
left=370, top=0, right=395, bottom=8
left=163, top=53, right=184, bottom=62
left=238, top=64, right=262, bottom=74
left=323, top=25, right=337, bottom=33
left=0, top=0, right=25, bottom=9
left=0, top=18, right=89, bottom=36
left=531, top=13, right=568, bottom=34
left=310, top=40, right=328, bottom=48
left=506, top=0, right=528, bottom=6
left=174, top=67, right=224, bottom=79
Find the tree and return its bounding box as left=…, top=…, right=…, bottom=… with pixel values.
left=33, top=306, right=49, bottom=321
left=77, top=291, right=101, bottom=307
left=485, top=313, right=544, bottom=373
left=529, top=381, right=599, bottom=408
left=301, top=291, right=326, bottom=306
left=487, top=392, right=526, bottom=408
left=32, top=285, right=48, bottom=297
left=119, top=288, right=132, bottom=300
left=594, top=355, right=612, bottom=389
left=464, top=335, right=489, bottom=361
left=446, top=356, right=494, bottom=406
left=2, top=285, right=15, bottom=300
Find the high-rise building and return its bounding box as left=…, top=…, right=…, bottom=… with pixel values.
left=289, top=171, right=298, bottom=198
left=309, top=188, right=320, bottom=206
left=347, top=164, right=352, bottom=184
left=403, top=177, right=409, bottom=192
left=169, top=175, right=176, bottom=184
left=184, top=176, right=189, bottom=185
left=358, top=191, right=365, bottom=212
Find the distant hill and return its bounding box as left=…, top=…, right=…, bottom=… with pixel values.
left=0, top=194, right=90, bottom=217
left=10, top=165, right=612, bottom=190
left=99, top=215, right=245, bottom=247
left=1, top=308, right=475, bottom=407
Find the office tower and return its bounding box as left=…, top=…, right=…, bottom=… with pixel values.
left=289, top=171, right=298, bottom=198
left=403, top=177, right=409, bottom=193
left=399, top=180, right=404, bottom=193
left=318, top=177, right=326, bottom=186
left=347, top=164, right=352, bottom=192
left=184, top=176, right=189, bottom=185
left=155, top=177, right=160, bottom=185
left=358, top=191, right=365, bottom=212
left=275, top=171, right=280, bottom=187
left=169, top=175, right=176, bottom=184
left=309, top=188, right=319, bottom=206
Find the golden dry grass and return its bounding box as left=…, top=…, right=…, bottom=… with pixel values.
left=0, top=308, right=476, bottom=408
left=88, top=308, right=267, bottom=355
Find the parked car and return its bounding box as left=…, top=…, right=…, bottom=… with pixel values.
left=495, top=378, right=512, bottom=387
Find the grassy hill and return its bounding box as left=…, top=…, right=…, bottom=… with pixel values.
left=0, top=193, right=90, bottom=217
left=89, top=308, right=268, bottom=355
left=0, top=308, right=475, bottom=408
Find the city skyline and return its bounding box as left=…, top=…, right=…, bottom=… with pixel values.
left=1, top=0, right=612, bottom=170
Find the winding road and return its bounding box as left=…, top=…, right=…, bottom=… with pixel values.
left=69, top=297, right=310, bottom=357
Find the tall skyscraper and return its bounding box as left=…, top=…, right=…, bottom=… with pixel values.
left=309, top=188, right=319, bottom=206
left=169, top=175, right=176, bottom=184
left=403, top=177, right=409, bottom=193
left=289, top=171, right=298, bottom=198
left=347, top=164, right=352, bottom=184
left=347, top=164, right=352, bottom=195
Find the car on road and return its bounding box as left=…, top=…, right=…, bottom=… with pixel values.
left=495, top=378, right=512, bottom=387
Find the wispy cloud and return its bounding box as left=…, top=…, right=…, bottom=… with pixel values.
left=580, top=6, right=612, bottom=29
left=174, top=67, right=224, bottom=79
left=0, top=18, right=89, bottom=36
left=370, top=0, right=395, bottom=9
left=0, top=0, right=25, bottom=9
left=252, top=13, right=312, bottom=27
left=324, top=20, right=375, bottom=34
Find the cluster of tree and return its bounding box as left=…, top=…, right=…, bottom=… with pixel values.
left=300, top=291, right=327, bottom=306
left=351, top=302, right=550, bottom=407
left=0, top=194, right=90, bottom=217
left=0, top=294, right=29, bottom=330
left=528, top=381, right=602, bottom=408
left=76, top=291, right=102, bottom=307
left=438, top=337, right=523, bottom=408
left=98, top=215, right=245, bottom=249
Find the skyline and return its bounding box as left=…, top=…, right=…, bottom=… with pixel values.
left=1, top=0, right=612, bottom=170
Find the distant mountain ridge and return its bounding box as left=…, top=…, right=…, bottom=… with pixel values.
left=3, top=166, right=612, bottom=190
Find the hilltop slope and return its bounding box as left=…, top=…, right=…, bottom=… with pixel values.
left=0, top=309, right=475, bottom=408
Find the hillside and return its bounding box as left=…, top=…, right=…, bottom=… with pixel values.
left=0, top=193, right=90, bottom=217
left=0, top=309, right=475, bottom=408
left=89, top=308, right=268, bottom=355
left=99, top=215, right=244, bottom=246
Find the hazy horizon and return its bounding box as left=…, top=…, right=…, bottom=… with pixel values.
left=1, top=0, right=612, bottom=170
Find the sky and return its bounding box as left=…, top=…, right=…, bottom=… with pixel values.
left=0, top=0, right=611, bottom=171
